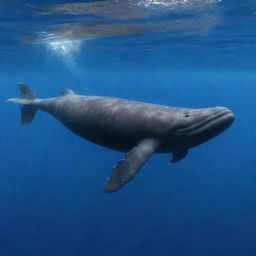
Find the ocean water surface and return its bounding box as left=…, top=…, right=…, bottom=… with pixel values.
left=1, top=0, right=256, bottom=255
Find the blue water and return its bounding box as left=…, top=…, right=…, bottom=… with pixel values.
left=1, top=0, right=256, bottom=255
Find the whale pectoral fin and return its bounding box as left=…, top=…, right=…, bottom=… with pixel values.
left=104, top=138, right=160, bottom=193
left=171, top=148, right=188, bottom=163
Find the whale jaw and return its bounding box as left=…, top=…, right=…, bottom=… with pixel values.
left=171, top=107, right=235, bottom=148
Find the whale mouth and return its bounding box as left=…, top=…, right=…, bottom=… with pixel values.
left=189, top=107, right=234, bottom=135
left=173, top=107, right=235, bottom=142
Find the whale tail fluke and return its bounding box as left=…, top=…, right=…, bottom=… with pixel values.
left=19, top=82, right=37, bottom=100
left=7, top=83, right=38, bottom=125
left=20, top=105, right=37, bottom=125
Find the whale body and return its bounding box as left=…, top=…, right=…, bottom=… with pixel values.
left=7, top=83, right=235, bottom=192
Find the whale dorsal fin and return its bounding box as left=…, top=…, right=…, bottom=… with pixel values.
left=171, top=148, right=188, bottom=163
left=61, top=89, right=74, bottom=96
left=104, top=138, right=160, bottom=192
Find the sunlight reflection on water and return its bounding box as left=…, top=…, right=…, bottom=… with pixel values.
left=48, top=40, right=81, bottom=57
left=137, top=0, right=222, bottom=8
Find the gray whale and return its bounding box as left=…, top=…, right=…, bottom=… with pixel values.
left=7, top=83, right=235, bottom=192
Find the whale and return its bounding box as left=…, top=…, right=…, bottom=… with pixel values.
left=7, top=83, right=235, bottom=192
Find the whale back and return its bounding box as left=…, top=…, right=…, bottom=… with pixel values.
left=39, top=94, right=184, bottom=151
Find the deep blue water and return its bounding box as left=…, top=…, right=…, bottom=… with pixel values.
left=1, top=0, right=256, bottom=255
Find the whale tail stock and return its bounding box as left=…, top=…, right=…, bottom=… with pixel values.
left=7, top=83, right=38, bottom=125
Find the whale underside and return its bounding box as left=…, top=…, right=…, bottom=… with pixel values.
left=7, top=83, right=235, bottom=192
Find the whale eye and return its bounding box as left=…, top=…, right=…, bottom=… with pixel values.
left=184, top=112, right=189, bottom=118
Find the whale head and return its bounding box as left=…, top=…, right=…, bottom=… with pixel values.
left=171, top=107, right=235, bottom=148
